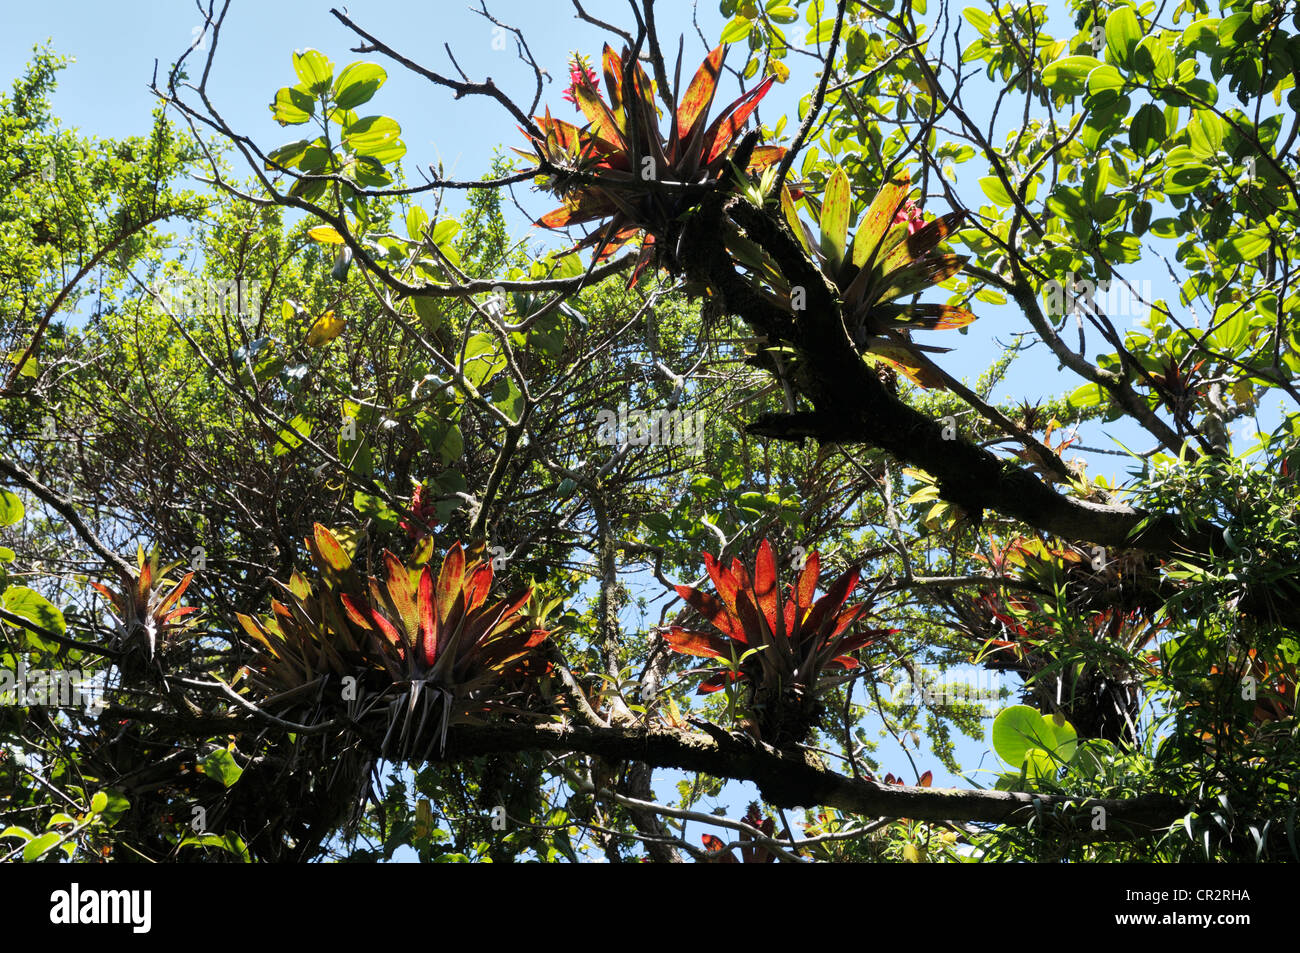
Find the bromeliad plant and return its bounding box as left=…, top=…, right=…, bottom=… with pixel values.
left=664, top=539, right=891, bottom=745
left=236, top=525, right=550, bottom=759
left=961, top=535, right=1163, bottom=745
left=729, top=168, right=973, bottom=387
left=90, top=548, right=199, bottom=663
left=519, top=43, right=784, bottom=278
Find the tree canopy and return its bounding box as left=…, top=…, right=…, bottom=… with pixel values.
left=1, top=0, right=1298, bottom=866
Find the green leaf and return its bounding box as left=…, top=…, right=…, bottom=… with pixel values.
left=1067, top=382, right=1105, bottom=408
left=272, top=415, right=312, bottom=456
left=2, top=587, right=66, bottom=638
left=1105, top=7, right=1142, bottom=67
left=198, top=748, right=244, bottom=788
left=492, top=377, right=525, bottom=425
left=1041, top=56, right=1103, bottom=96
left=23, top=831, right=61, bottom=862
left=90, top=791, right=108, bottom=814
left=1128, top=102, right=1165, bottom=156
left=354, top=491, right=400, bottom=527
left=462, top=332, right=507, bottom=389
left=1086, top=64, right=1124, bottom=96
left=1133, top=36, right=1174, bottom=82
left=333, top=61, right=386, bottom=110
left=979, top=176, right=1013, bottom=207
left=270, top=86, right=315, bottom=125
left=406, top=205, right=429, bottom=241
left=344, top=116, right=406, bottom=166
left=806, top=18, right=837, bottom=44
left=431, top=220, right=460, bottom=246
left=819, top=166, right=851, bottom=270
left=1227, top=228, right=1270, bottom=262
left=720, top=17, right=754, bottom=44
left=0, top=489, right=23, bottom=526
left=265, top=139, right=312, bottom=171
left=293, top=49, right=334, bottom=95
left=1186, top=111, right=1224, bottom=157
left=992, top=705, right=1077, bottom=767
left=1163, top=163, right=1212, bottom=194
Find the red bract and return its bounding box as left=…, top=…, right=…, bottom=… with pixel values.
left=400, top=483, right=438, bottom=540
left=892, top=198, right=925, bottom=235
left=665, top=539, right=893, bottom=743
left=89, top=549, right=199, bottom=661
left=237, top=526, right=549, bottom=758
left=519, top=43, right=784, bottom=281
left=561, top=57, right=599, bottom=107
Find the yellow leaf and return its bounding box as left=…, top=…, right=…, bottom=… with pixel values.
left=306, top=310, right=345, bottom=346
left=906, top=486, right=940, bottom=505
left=415, top=799, right=433, bottom=839
left=769, top=60, right=790, bottom=83
left=307, top=225, right=344, bottom=244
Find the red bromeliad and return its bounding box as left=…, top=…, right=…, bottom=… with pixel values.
left=664, top=539, right=893, bottom=744
left=518, top=43, right=784, bottom=281
left=90, top=549, right=199, bottom=662
left=237, top=525, right=549, bottom=757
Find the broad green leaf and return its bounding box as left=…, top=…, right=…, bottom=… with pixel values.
left=992, top=705, right=1076, bottom=767
left=431, top=220, right=460, bottom=246
left=1163, top=163, right=1212, bottom=194
left=24, top=831, right=61, bottom=862
left=1186, top=111, right=1224, bottom=157
left=819, top=166, right=851, bottom=270
left=1133, top=37, right=1174, bottom=82
left=1129, top=103, right=1165, bottom=156
left=1086, top=64, right=1124, bottom=95
left=979, top=176, right=1013, bottom=207
left=272, top=415, right=312, bottom=456
left=0, top=489, right=23, bottom=526
left=406, top=205, right=429, bottom=241
left=1228, top=228, right=1270, bottom=261
left=265, top=139, right=312, bottom=171
left=461, top=332, right=506, bottom=389
left=333, top=61, right=386, bottom=110
left=344, top=116, right=406, bottom=165
left=199, top=748, right=244, bottom=788
left=720, top=17, right=754, bottom=44
left=270, top=86, right=315, bottom=125
left=3, top=586, right=66, bottom=637
left=492, top=377, right=525, bottom=425
left=1105, top=7, right=1142, bottom=67
left=1067, top=382, right=1105, bottom=408
left=293, top=49, right=334, bottom=95
left=1041, top=56, right=1103, bottom=96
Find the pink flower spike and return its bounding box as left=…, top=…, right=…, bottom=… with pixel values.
left=562, top=57, right=600, bottom=110
left=893, top=198, right=925, bottom=235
